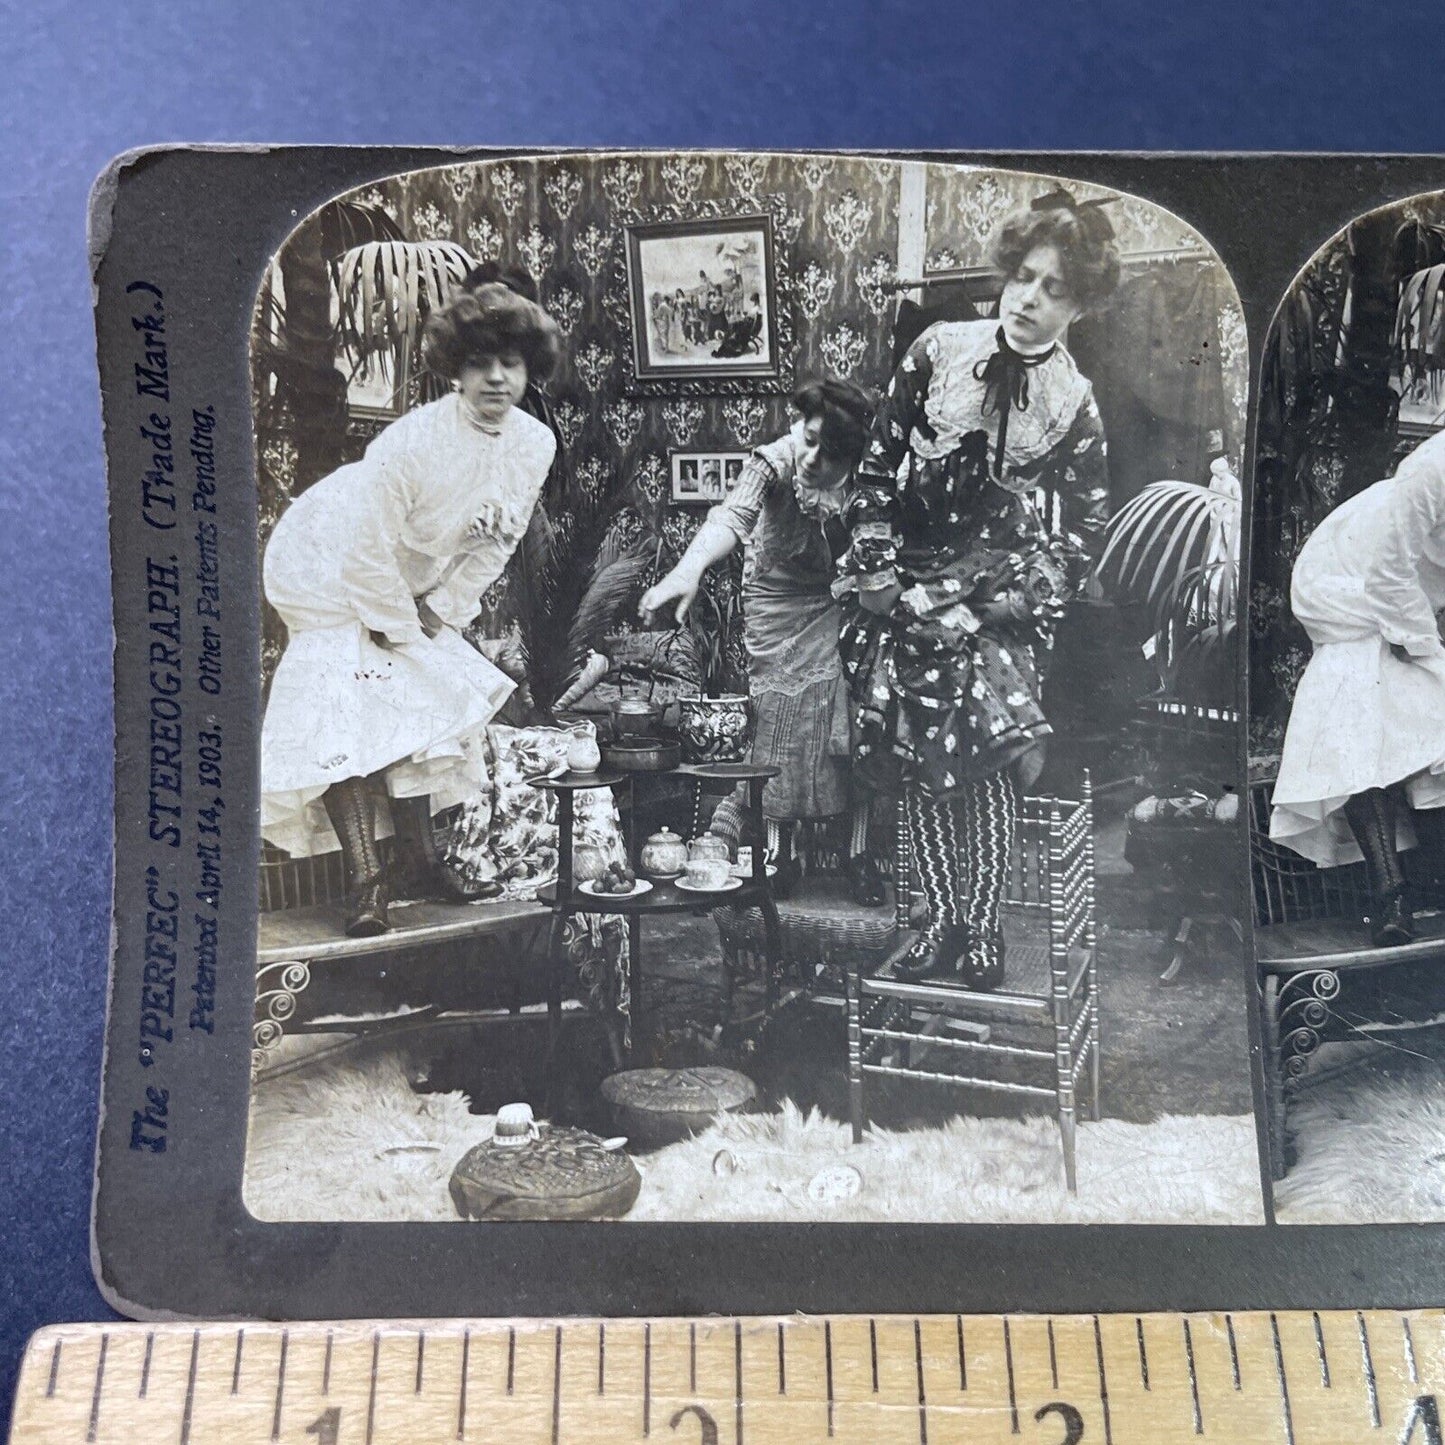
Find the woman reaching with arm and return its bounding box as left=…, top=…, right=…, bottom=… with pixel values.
left=639, top=378, right=885, bottom=905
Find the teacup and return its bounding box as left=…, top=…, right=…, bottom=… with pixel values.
left=683, top=857, right=731, bottom=890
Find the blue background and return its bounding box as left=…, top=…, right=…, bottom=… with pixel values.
left=1, top=0, right=1440, bottom=1428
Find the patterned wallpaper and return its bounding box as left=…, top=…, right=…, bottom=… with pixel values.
left=348, top=153, right=904, bottom=493
left=332, top=153, right=1246, bottom=486
left=255, top=154, right=1249, bottom=660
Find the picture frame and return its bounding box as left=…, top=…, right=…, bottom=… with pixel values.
left=670, top=448, right=750, bottom=503
left=623, top=212, right=784, bottom=394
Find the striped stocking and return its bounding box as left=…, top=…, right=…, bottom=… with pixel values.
left=905, top=787, right=962, bottom=931
left=960, top=769, right=1016, bottom=942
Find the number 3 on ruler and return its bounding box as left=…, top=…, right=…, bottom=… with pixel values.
left=1403, top=1395, right=1445, bottom=1445
left=305, top=1407, right=341, bottom=1445
left=1035, top=1401, right=1086, bottom=1444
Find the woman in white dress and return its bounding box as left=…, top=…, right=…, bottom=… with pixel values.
left=1270, top=429, right=1445, bottom=946
left=261, top=284, right=560, bottom=936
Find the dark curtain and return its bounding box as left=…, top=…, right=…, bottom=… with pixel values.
left=1071, top=262, right=1233, bottom=506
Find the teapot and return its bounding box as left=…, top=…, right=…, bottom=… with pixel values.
left=640, top=827, right=688, bottom=879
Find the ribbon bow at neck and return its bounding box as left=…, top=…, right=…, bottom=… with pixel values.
left=973, top=326, right=1056, bottom=479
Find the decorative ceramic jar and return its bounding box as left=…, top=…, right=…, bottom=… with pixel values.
left=639, top=827, right=688, bottom=879
left=566, top=724, right=602, bottom=773
left=678, top=694, right=753, bottom=764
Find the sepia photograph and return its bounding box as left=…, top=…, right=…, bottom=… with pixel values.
left=1252, top=189, right=1445, bottom=1220
left=240, top=151, right=1260, bottom=1227
left=625, top=214, right=777, bottom=383
left=671, top=449, right=748, bottom=502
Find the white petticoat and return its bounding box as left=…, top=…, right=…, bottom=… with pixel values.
left=261, top=623, right=514, bottom=858
left=1269, top=637, right=1445, bottom=868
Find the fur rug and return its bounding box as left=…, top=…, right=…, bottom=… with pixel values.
left=245, top=1051, right=1263, bottom=1225
left=1274, top=1036, right=1445, bottom=1224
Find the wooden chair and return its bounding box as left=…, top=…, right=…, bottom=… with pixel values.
left=847, top=778, right=1100, bottom=1192
left=1250, top=779, right=1445, bottom=1181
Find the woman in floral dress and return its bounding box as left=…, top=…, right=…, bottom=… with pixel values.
left=838, top=190, right=1119, bottom=987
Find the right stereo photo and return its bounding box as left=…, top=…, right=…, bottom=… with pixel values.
left=1253, top=188, right=1445, bottom=1220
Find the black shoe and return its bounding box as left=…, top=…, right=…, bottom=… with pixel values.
left=1371, top=888, right=1415, bottom=948
left=895, top=923, right=967, bottom=983
left=345, top=874, right=391, bottom=938
left=770, top=853, right=802, bottom=901
left=958, top=928, right=1005, bottom=990
left=845, top=852, right=887, bottom=908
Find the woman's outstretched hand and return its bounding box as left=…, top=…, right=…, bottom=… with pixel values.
left=639, top=571, right=700, bottom=626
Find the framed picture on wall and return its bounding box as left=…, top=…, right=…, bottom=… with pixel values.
left=670, top=449, right=749, bottom=503
left=624, top=214, right=781, bottom=391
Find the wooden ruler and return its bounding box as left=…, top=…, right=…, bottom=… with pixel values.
left=9, top=1312, right=1445, bottom=1444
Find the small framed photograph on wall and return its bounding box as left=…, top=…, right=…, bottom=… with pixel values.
left=670, top=449, right=750, bottom=503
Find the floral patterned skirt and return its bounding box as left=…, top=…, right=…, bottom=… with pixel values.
left=841, top=605, right=1049, bottom=799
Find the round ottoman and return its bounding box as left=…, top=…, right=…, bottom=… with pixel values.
left=601, top=1066, right=757, bottom=1149
left=449, top=1124, right=641, bottom=1221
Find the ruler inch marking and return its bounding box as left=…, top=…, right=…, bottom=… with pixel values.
left=1182, top=1317, right=1202, bottom=1436
left=1136, top=1316, right=1150, bottom=1391
left=688, top=1321, right=696, bottom=1395
left=1271, top=1313, right=1296, bottom=1445
left=178, top=1329, right=200, bottom=1445
left=1312, top=1311, right=1331, bottom=1388
left=232, top=1328, right=244, bottom=1395
left=1357, top=1310, right=1381, bottom=1429
left=1405, top=1315, right=1420, bottom=1385
left=44, top=1339, right=61, bottom=1399
left=322, top=1329, right=333, bottom=1396
left=1093, top=1314, right=1114, bottom=1445
left=776, top=1321, right=786, bottom=1395
left=643, top=1321, right=650, bottom=1438
left=1226, top=1313, right=1242, bottom=1390
left=553, top=1324, right=563, bottom=1445
left=914, top=1316, right=928, bottom=1445
left=957, top=1315, right=967, bottom=1392
left=139, top=1331, right=154, bottom=1399
left=1004, top=1317, right=1020, bottom=1433
left=598, top=1321, right=606, bottom=1396
left=271, top=1329, right=288, bottom=1442
left=365, top=1330, right=380, bottom=1445
left=1047, top=1318, right=1058, bottom=1390
left=456, top=1327, right=470, bottom=1441
left=86, top=1332, right=108, bottom=1443
left=871, top=1317, right=880, bottom=1393
left=825, top=1318, right=835, bottom=1437
left=507, top=1325, right=516, bottom=1396
left=735, top=1318, right=744, bottom=1445
left=415, top=1329, right=424, bottom=1395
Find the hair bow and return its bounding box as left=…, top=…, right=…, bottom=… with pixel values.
left=1030, top=186, right=1118, bottom=242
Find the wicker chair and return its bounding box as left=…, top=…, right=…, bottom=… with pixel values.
left=847, top=777, right=1100, bottom=1192
left=1250, top=779, right=1445, bottom=1181
left=709, top=804, right=911, bottom=1019
left=1125, top=698, right=1243, bottom=981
